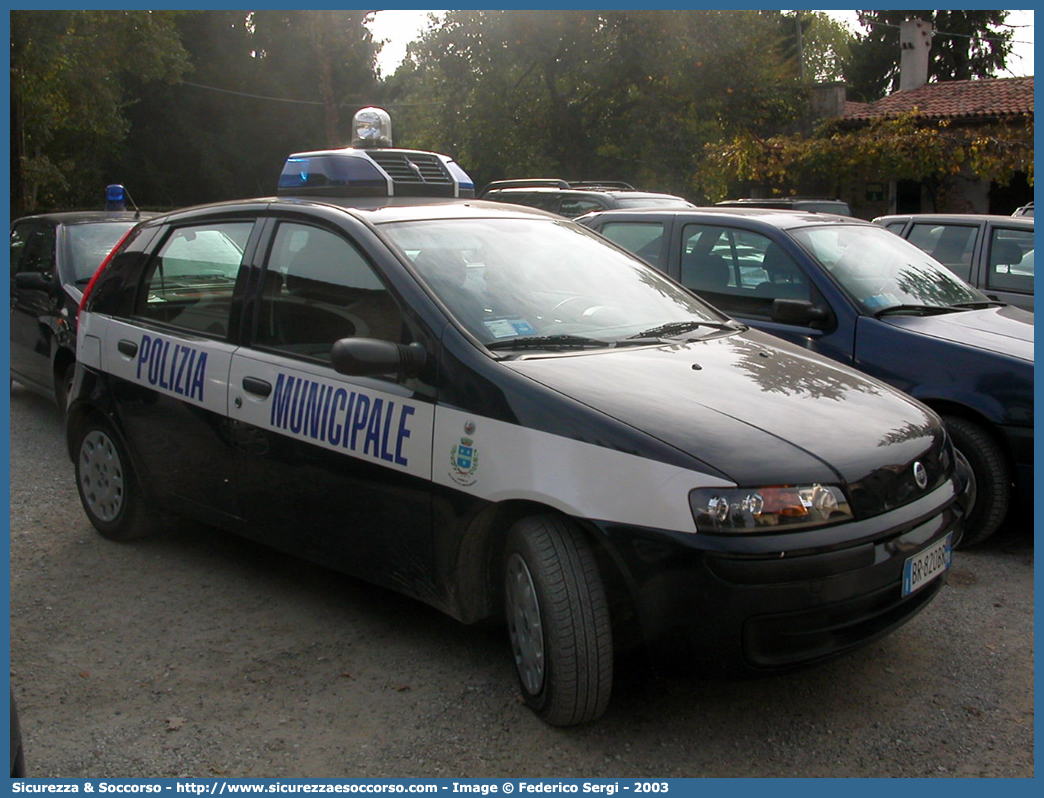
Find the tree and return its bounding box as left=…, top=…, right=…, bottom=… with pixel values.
left=10, top=10, right=190, bottom=214
left=390, top=10, right=806, bottom=200
left=115, top=10, right=380, bottom=207
left=843, top=10, right=1013, bottom=102
left=800, top=13, right=854, bottom=83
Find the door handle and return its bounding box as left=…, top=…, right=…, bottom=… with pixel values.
left=242, top=377, right=272, bottom=398
left=117, top=339, right=139, bottom=357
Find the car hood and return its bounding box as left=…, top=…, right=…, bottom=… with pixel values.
left=880, top=305, right=1033, bottom=361
left=505, top=330, right=947, bottom=516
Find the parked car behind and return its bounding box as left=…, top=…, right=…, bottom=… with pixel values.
left=480, top=178, right=694, bottom=218
left=1012, top=201, right=1033, bottom=218
left=873, top=213, right=1034, bottom=312
left=581, top=207, right=1032, bottom=547
left=10, top=209, right=149, bottom=409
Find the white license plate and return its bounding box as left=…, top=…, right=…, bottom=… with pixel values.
left=902, top=533, right=953, bottom=596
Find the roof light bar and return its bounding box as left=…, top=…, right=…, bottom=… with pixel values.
left=277, top=107, right=475, bottom=200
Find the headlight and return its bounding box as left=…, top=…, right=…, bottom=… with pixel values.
left=689, top=484, right=852, bottom=534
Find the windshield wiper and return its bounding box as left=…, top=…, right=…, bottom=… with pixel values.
left=486, top=334, right=612, bottom=351
left=951, top=300, right=1007, bottom=309
left=627, top=320, right=741, bottom=340
left=874, top=304, right=965, bottom=318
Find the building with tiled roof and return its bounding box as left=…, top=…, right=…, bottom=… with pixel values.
left=729, top=19, right=1033, bottom=218
left=841, top=76, right=1034, bottom=124
left=830, top=71, right=1034, bottom=217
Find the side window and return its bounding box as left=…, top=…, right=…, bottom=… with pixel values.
left=883, top=222, right=907, bottom=234
left=255, top=223, right=403, bottom=361
left=680, top=224, right=809, bottom=318
left=599, top=222, right=665, bottom=268
left=137, top=221, right=253, bottom=338
left=908, top=223, right=976, bottom=281
left=10, top=222, right=37, bottom=273
left=559, top=196, right=606, bottom=218
left=525, top=194, right=562, bottom=213
left=13, top=223, right=55, bottom=275
left=505, top=193, right=558, bottom=213
left=986, top=227, right=1034, bottom=294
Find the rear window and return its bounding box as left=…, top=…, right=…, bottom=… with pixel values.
left=65, top=221, right=138, bottom=283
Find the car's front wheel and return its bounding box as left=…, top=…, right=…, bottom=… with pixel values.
left=55, top=361, right=75, bottom=415
left=504, top=514, right=613, bottom=726
left=943, top=416, right=1010, bottom=547
left=74, top=417, right=151, bottom=541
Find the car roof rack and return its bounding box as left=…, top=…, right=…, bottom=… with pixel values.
left=718, top=197, right=844, bottom=204
left=480, top=179, right=571, bottom=195
left=568, top=180, right=637, bottom=191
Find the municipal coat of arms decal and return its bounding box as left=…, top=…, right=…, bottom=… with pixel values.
left=449, top=435, right=479, bottom=486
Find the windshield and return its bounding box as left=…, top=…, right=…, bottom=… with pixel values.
left=788, top=224, right=986, bottom=312
left=65, top=221, right=138, bottom=283
left=380, top=217, right=729, bottom=350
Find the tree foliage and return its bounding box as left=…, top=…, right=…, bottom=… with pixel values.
left=11, top=10, right=190, bottom=213
left=844, top=10, right=1013, bottom=102
left=699, top=113, right=1034, bottom=207
left=116, top=10, right=380, bottom=208
left=800, top=13, right=854, bottom=83
left=388, top=10, right=807, bottom=198
left=11, top=10, right=380, bottom=213
left=9, top=10, right=1032, bottom=216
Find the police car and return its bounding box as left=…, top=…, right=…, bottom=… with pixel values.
left=10, top=185, right=149, bottom=410
left=68, top=108, right=972, bottom=727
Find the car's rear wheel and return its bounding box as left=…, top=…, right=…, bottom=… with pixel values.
left=504, top=514, right=613, bottom=726
left=943, top=416, right=1010, bottom=547
left=74, top=418, right=150, bottom=541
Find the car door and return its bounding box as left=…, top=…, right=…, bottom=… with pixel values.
left=100, top=217, right=258, bottom=523
left=981, top=223, right=1034, bottom=311
left=228, top=215, right=438, bottom=593
left=10, top=219, right=58, bottom=392
left=594, top=215, right=858, bottom=365
left=670, top=220, right=859, bottom=364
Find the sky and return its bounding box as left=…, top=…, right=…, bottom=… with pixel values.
left=366, top=9, right=1035, bottom=79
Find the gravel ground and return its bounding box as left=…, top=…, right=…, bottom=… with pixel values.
left=8, top=383, right=1034, bottom=778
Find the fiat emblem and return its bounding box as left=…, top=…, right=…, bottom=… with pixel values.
left=913, top=461, right=928, bottom=489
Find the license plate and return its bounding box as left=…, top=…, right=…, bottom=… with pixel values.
left=902, top=533, right=953, bottom=596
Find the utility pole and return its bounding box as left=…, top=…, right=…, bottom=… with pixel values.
left=795, top=10, right=805, bottom=82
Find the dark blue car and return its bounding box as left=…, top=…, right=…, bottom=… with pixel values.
left=581, top=207, right=1033, bottom=546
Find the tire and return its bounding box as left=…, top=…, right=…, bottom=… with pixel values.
left=943, top=416, right=1010, bottom=548
left=55, top=361, right=75, bottom=415
left=504, top=514, right=613, bottom=726
left=74, top=417, right=151, bottom=541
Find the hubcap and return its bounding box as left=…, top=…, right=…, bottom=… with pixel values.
left=78, top=430, right=125, bottom=523
left=506, top=553, right=545, bottom=695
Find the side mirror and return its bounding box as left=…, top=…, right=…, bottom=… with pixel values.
left=771, top=298, right=831, bottom=327
left=14, top=272, right=55, bottom=292
left=331, top=338, right=426, bottom=377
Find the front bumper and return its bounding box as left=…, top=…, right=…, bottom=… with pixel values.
left=596, top=476, right=967, bottom=675
left=998, top=423, right=1033, bottom=506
